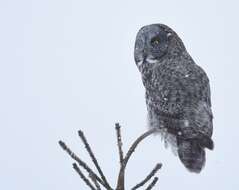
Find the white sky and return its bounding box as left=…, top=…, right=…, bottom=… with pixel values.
left=0, top=0, right=238, bottom=189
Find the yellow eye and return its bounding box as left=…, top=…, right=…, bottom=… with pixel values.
left=154, top=40, right=159, bottom=44
left=151, top=37, right=160, bottom=46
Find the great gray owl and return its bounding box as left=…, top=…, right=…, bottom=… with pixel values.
left=134, top=24, right=214, bottom=173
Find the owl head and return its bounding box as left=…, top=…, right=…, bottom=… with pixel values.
left=134, top=24, right=186, bottom=72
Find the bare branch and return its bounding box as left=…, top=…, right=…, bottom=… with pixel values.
left=73, top=163, right=96, bottom=190
left=78, top=130, right=112, bottom=190
left=116, top=128, right=158, bottom=190
left=89, top=173, right=102, bottom=190
left=58, top=140, right=107, bottom=188
left=124, top=128, right=157, bottom=169
left=115, top=123, right=124, bottom=166
left=131, top=163, right=162, bottom=190
left=59, top=125, right=162, bottom=190
left=145, top=177, right=159, bottom=190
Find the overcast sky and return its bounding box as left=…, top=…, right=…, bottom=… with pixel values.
left=0, top=0, right=238, bottom=189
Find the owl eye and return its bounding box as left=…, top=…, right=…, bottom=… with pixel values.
left=151, top=36, right=161, bottom=47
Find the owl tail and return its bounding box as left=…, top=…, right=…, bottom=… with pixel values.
left=177, top=138, right=205, bottom=173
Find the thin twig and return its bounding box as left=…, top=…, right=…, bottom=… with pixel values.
left=123, top=128, right=158, bottom=170
left=60, top=125, right=162, bottom=190
left=115, top=123, right=124, bottom=166
left=131, top=163, right=162, bottom=190
left=78, top=130, right=113, bottom=190
left=73, top=163, right=96, bottom=190
left=145, top=177, right=159, bottom=190
left=58, top=140, right=107, bottom=189
left=89, top=173, right=102, bottom=190
left=116, top=128, right=158, bottom=190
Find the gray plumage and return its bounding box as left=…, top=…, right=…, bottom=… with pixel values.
left=134, top=24, right=214, bottom=173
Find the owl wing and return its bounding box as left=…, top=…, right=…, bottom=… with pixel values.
left=187, top=63, right=212, bottom=107
left=185, top=63, right=213, bottom=131
left=152, top=62, right=213, bottom=138
left=178, top=63, right=214, bottom=149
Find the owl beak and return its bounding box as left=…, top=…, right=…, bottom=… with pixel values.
left=142, top=49, right=147, bottom=58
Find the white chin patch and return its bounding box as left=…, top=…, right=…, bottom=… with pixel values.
left=137, top=60, right=144, bottom=66
left=146, top=57, right=159, bottom=64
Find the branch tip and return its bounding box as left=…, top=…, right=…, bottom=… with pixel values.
left=131, top=163, right=162, bottom=190
left=145, top=177, right=159, bottom=190
left=58, top=140, right=66, bottom=150
left=78, top=130, right=84, bottom=137
left=115, top=123, right=124, bottom=166
left=78, top=128, right=112, bottom=190
left=115, top=123, right=120, bottom=129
